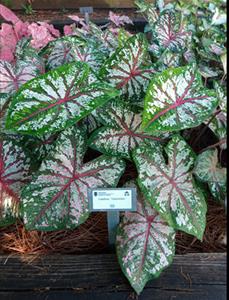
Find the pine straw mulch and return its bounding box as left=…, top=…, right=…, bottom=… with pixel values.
left=0, top=198, right=226, bottom=256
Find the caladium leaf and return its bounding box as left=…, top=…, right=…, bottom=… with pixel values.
left=116, top=182, right=175, bottom=295
left=133, top=135, right=207, bottom=240
left=0, top=94, right=10, bottom=134
left=21, top=126, right=125, bottom=231
left=194, top=149, right=227, bottom=204
left=142, top=65, right=218, bottom=133
left=154, top=11, right=191, bottom=52
left=15, top=37, right=45, bottom=74
left=100, top=33, right=156, bottom=103
left=43, top=36, right=85, bottom=70
left=156, top=50, right=182, bottom=71
left=205, top=82, right=227, bottom=149
left=0, top=136, right=30, bottom=227
left=0, top=59, right=40, bottom=95
left=6, top=61, right=119, bottom=136
left=135, top=0, right=159, bottom=28
left=89, top=101, right=164, bottom=159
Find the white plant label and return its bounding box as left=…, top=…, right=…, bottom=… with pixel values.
left=88, top=188, right=137, bottom=211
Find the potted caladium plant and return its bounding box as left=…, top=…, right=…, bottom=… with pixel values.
left=0, top=0, right=227, bottom=295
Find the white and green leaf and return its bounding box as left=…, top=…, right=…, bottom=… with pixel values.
left=21, top=126, right=125, bottom=231
left=133, top=135, right=207, bottom=240
left=0, top=136, right=30, bottom=227
left=0, top=59, right=40, bottom=95
left=100, top=33, right=155, bottom=103
left=116, top=182, right=175, bottom=295
left=194, top=149, right=226, bottom=204
left=6, top=61, right=119, bottom=136
left=89, top=101, right=164, bottom=159
left=143, top=65, right=218, bottom=133
left=154, top=11, right=191, bottom=52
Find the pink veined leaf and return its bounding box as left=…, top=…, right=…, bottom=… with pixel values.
left=21, top=126, right=126, bottom=230
left=116, top=182, right=175, bottom=295
left=89, top=101, right=165, bottom=159
left=108, top=11, right=133, bottom=27
left=133, top=134, right=207, bottom=240
left=142, top=65, right=219, bottom=133
left=0, top=60, right=40, bottom=95
left=154, top=11, right=191, bottom=52
left=100, top=33, right=156, bottom=103
left=6, top=61, right=119, bottom=136
left=0, top=136, right=30, bottom=227
left=0, top=4, right=21, bottom=24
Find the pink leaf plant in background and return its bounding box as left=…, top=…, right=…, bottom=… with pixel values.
left=0, top=4, right=60, bottom=61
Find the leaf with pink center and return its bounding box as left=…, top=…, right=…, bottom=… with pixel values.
left=21, top=126, right=126, bottom=230
left=0, top=136, right=30, bottom=227
left=6, top=61, right=119, bottom=136
left=89, top=101, right=165, bottom=159
left=154, top=11, right=191, bottom=52
left=116, top=182, right=175, bottom=295
left=142, top=65, right=218, bottom=133
left=100, top=33, right=156, bottom=103
left=133, top=135, right=207, bottom=240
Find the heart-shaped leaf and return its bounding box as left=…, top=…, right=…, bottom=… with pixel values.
left=116, top=182, right=175, bottom=295
left=89, top=101, right=164, bottom=159
left=194, top=149, right=226, bottom=204
left=133, top=135, right=207, bottom=240
left=21, top=126, right=125, bottom=231
left=154, top=11, right=191, bottom=52
left=6, top=61, right=119, bottom=136
left=100, top=33, right=155, bottom=103
left=0, top=59, right=40, bottom=95
left=0, top=136, right=30, bottom=227
left=143, top=65, right=218, bottom=133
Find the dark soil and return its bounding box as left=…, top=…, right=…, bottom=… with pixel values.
left=14, top=8, right=142, bottom=23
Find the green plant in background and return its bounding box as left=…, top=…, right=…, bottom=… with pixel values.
left=22, top=0, right=34, bottom=15
left=1, top=0, right=12, bottom=8
left=0, top=0, right=227, bottom=295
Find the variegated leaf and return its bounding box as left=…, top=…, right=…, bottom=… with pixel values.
left=0, top=60, right=40, bottom=95
left=21, top=126, right=125, bottom=231
left=156, top=50, right=182, bottom=71
left=154, top=11, right=191, bottom=52
left=143, top=65, right=218, bottom=133
left=43, top=33, right=109, bottom=71
left=194, top=149, right=226, bottom=204
left=135, top=0, right=159, bottom=28
left=89, top=101, right=164, bottom=159
left=43, top=36, right=85, bottom=69
left=15, top=38, right=45, bottom=74
left=100, top=33, right=155, bottom=103
left=133, top=135, right=207, bottom=240
left=6, top=61, right=119, bottom=136
left=0, top=136, right=30, bottom=227
left=205, top=82, right=227, bottom=149
left=0, top=94, right=9, bottom=134
left=116, top=182, right=175, bottom=295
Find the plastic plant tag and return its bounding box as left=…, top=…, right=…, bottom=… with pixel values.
left=88, top=188, right=137, bottom=211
